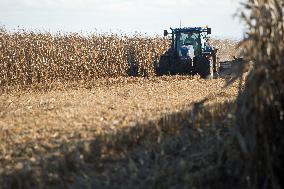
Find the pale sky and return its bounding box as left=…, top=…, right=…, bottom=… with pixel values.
left=0, top=0, right=245, bottom=39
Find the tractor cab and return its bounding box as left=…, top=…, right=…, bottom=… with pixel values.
left=165, top=27, right=212, bottom=59
left=176, top=32, right=201, bottom=60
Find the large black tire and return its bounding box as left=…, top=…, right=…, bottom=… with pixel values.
left=195, top=56, right=213, bottom=78
left=155, top=55, right=170, bottom=76
left=155, top=67, right=163, bottom=76
left=128, top=64, right=139, bottom=76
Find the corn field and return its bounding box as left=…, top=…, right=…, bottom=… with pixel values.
left=0, top=28, right=170, bottom=87
left=223, top=0, right=284, bottom=188
left=0, top=0, right=283, bottom=187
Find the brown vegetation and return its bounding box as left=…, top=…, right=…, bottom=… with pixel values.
left=3, top=0, right=284, bottom=186
left=0, top=26, right=245, bottom=188
left=0, top=76, right=239, bottom=188
left=0, top=27, right=242, bottom=91
left=0, top=29, right=169, bottom=87
left=228, top=0, right=284, bottom=188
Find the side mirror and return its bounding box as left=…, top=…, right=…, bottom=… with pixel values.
left=207, top=28, right=212, bottom=35
left=164, top=30, right=169, bottom=37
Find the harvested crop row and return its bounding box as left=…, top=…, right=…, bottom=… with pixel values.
left=0, top=76, right=239, bottom=174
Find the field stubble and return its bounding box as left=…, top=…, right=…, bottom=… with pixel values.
left=0, top=76, right=240, bottom=188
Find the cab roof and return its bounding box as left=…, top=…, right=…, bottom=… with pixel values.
left=170, top=27, right=211, bottom=34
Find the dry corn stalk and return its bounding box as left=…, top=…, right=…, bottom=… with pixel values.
left=234, top=0, right=284, bottom=188
left=0, top=29, right=170, bottom=87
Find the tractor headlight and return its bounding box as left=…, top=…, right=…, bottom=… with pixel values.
left=205, top=54, right=211, bottom=59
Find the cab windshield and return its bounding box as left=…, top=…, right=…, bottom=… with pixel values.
left=176, top=32, right=201, bottom=53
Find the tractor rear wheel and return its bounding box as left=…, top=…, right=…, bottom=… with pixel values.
left=195, top=56, right=213, bottom=78
left=128, top=63, right=139, bottom=76
left=155, top=55, right=170, bottom=76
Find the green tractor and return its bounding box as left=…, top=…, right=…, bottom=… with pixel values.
left=155, top=27, right=219, bottom=78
